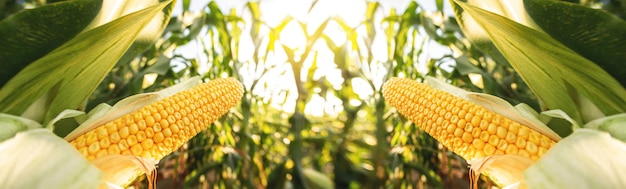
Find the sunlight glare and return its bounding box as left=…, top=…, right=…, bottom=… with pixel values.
left=258, top=0, right=371, bottom=115
left=279, top=23, right=307, bottom=54
left=205, top=0, right=431, bottom=115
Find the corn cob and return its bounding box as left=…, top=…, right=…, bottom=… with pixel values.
left=382, top=77, right=555, bottom=161
left=70, top=77, right=243, bottom=161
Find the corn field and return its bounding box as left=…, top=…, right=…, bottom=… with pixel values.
left=1, top=0, right=626, bottom=189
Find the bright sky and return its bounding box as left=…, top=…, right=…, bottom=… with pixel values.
left=172, top=0, right=454, bottom=116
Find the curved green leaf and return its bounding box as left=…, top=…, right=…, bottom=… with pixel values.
left=525, top=0, right=626, bottom=86
left=0, top=113, right=41, bottom=142
left=454, top=1, right=626, bottom=124
left=0, top=129, right=102, bottom=188
left=452, top=0, right=550, bottom=67
left=0, top=0, right=174, bottom=124
left=246, top=1, right=261, bottom=38
left=99, top=0, right=177, bottom=66
left=585, top=113, right=626, bottom=142
left=0, top=0, right=103, bottom=86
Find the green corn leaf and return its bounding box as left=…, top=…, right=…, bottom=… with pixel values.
left=51, top=103, right=112, bottom=138
left=46, top=109, right=84, bottom=133
left=453, top=1, right=626, bottom=125
left=246, top=1, right=261, bottom=38
left=0, top=0, right=174, bottom=124
left=585, top=113, right=626, bottom=142
left=97, top=0, right=177, bottom=66
left=364, top=1, right=379, bottom=42
left=537, top=109, right=578, bottom=137
left=0, top=113, right=41, bottom=142
left=451, top=0, right=529, bottom=66
left=267, top=16, right=294, bottom=53
left=394, top=1, right=418, bottom=66
left=0, top=129, right=102, bottom=188
left=0, top=0, right=103, bottom=86
left=333, top=17, right=359, bottom=51
left=207, top=1, right=231, bottom=60
left=524, top=0, right=626, bottom=86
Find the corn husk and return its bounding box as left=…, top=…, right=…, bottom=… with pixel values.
left=0, top=129, right=102, bottom=189
left=523, top=129, right=626, bottom=188
left=0, top=113, right=41, bottom=142
left=584, top=113, right=626, bottom=142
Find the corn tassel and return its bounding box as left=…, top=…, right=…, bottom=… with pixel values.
left=383, top=77, right=556, bottom=161
left=70, top=77, right=243, bottom=161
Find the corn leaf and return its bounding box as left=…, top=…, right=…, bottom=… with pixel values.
left=514, top=104, right=576, bottom=138
left=0, top=113, right=41, bottom=142
left=0, top=0, right=174, bottom=124
left=364, top=2, right=379, bottom=43
left=51, top=103, right=112, bottom=138
left=84, top=0, right=176, bottom=66
left=585, top=113, right=626, bottom=142
left=523, top=129, right=626, bottom=188
left=85, top=0, right=162, bottom=30
left=0, top=129, right=102, bottom=188
left=0, top=0, right=102, bottom=86
left=75, top=103, right=112, bottom=128
left=451, top=0, right=540, bottom=66
left=46, top=109, right=84, bottom=127
left=453, top=1, right=626, bottom=125
left=246, top=1, right=261, bottom=38
left=524, top=0, right=626, bottom=86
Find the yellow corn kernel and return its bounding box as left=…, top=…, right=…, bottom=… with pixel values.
left=70, top=78, right=244, bottom=161
left=382, top=77, right=556, bottom=161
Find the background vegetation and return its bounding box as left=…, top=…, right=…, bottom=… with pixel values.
left=1, top=0, right=624, bottom=188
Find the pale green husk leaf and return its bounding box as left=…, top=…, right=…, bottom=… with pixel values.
left=76, top=103, right=114, bottom=126
left=540, top=109, right=579, bottom=128
left=0, top=113, right=41, bottom=142
left=46, top=109, right=85, bottom=130
left=585, top=113, right=626, bottom=142
left=523, top=129, right=626, bottom=188
left=92, top=155, right=158, bottom=188
left=0, top=129, right=102, bottom=188
left=469, top=155, right=534, bottom=188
